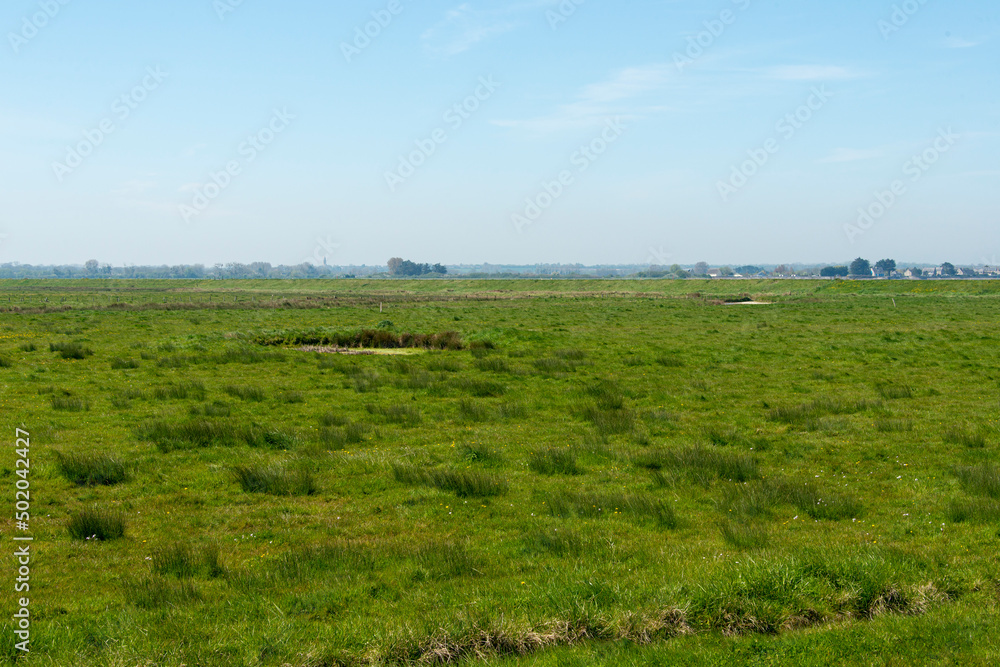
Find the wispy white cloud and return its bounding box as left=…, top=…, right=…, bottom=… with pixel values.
left=943, top=36, right=980, bottom=49
left=493, top=64, right=676, bottom=132
left=765, top=65, right=863, bottom=81
left=421, top=4, right=515, bottom=56
left=819, top=148, right=885, bottom=164
left=421, top=1, right=556, bottom=56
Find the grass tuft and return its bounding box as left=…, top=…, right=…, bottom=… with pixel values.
left=366, top=403, right=422, bottom=426
left=768, top=397, right=883, bottom=424
left=223, top=384, right=266, bottom=402
left=136, top=420, right=294, bottom=452
left=546, top=489, right=678, bottom=528
left=152, top=381, right=207, bottom=401
left=528, top=448, right=583, bottom=475
left=955, top=464, right=1000, bottom=498
left=51, top=396, right=89, bottom=411
left=152, top=542, right=226, bottom=578
left=635, top=446, right=759, bottom=483
left=944, top=425, right=988, bottom=449
left=68, top=507, right=126, bottom=541
left=50, top=341, right=94, bottom=360
left=392, top=464, right=508, bottom=497
left=232, top=463, right=317, bottom=496
left=57, top=452, right=131, bottom=486
left=720, top=520, right=769, bottom=551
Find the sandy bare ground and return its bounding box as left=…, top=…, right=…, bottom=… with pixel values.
left=724, top=301, right=772, bottom=305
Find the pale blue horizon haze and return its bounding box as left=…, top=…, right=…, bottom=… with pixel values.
left=1, top=0, right=997, bottom=267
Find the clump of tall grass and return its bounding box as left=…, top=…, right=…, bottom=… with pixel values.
left=51, top=396, right=89, bottom=411
left=156, top=355, right=196, bottom=368
left=348, top=369, right=382, bottom=393
left=554, top=348, right=586, bottom=361
left=366, top=403, right=421, bottom=426
left=720, top=520, right=769, bottom=551
left=635, top=446, right=759, bottom=484
left=944, top=425, right=988, bottom=449
left=528, top=448, right=582, bottom=476
left=946, top=498, right=1000, bottom=523
left=110, top=357, right=140, bottom=370
left=190, top=401, right=231, bottom=417
left=278, top=390, right=304, bottom=404
left=532, top=357, right=574, bottom=374
left=580, top=405, right=636, bottom=436
left=223, top=384, right=265, bottom=402
left=877, top=384, right=914, bottom=400
left=474, top=357, right=510, bottom=372
left=50, top=341, right=93, bottom=360
left=876, top=418, right=914, bottom=433
left=497, top=400, right=528, bottom=420
left=57, top=452, right=131, bottom=486
left=232, top=462, right=317, bottom=496
left=121, top=576, right=202, bottom=609
left=256, top=328, right=463, bottom=350
left=319, top=422, right=370, bottom=449
left=456, top=399, right=491, bottom=423
left=546, top=489, right=678, bottom=528
left=68, top=507, right=126, bottom=541
left=152, top=381, right=207, bottom=401
left=955, top=464, right=1000, bottom=498
left=136, top=420, right=294, bottom=452
left=768, top=397, right=883, bottom=424
left=523, top=528, right=584, bottom=557
left=703, top=426, right=769, bottom=450
left=19, top=342, right=37, bottom=352
left=0, top=356, right=12, bottom=368
left=412, top=541, right=481, bottom=580
left=427, top=356, right=463, bottom=372
left=654, top=353, right=684, bottom=368
left=152, top=542, right=225, bottom=578
left=719, top=478, right=863, bottom=521
left=392, top=464, right=507, bottom=497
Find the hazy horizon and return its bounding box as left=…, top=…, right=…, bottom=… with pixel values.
left=2, top=0, right=997, bottom=267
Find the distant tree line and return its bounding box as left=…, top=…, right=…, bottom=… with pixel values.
left=0, top=261, right=379, bottom=280
left=386, top=258, right=447, bottom=276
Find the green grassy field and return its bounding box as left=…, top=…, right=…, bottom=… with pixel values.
left=1, top=279, right=998, bottom=665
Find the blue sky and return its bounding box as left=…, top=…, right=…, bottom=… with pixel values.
left=1, top=0, right=997, bottom=266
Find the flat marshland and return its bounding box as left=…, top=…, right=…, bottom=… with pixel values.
left=1, top=279, right=998, bottom=665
